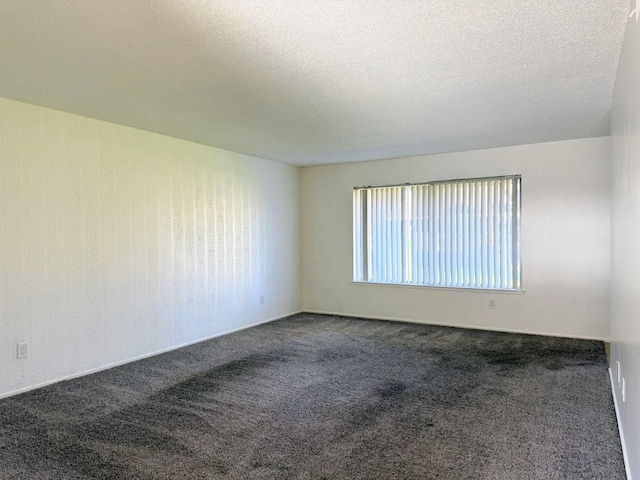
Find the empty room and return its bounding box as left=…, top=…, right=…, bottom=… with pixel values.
left=0, top=1, right=638, bottom=479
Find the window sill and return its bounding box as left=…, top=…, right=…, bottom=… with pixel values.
left=351, top=281, right=526, bottom=294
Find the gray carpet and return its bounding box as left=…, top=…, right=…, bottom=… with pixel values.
left=0, top=313, right=626, bottom=479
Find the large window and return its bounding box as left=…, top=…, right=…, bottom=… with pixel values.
left=353, top=175, right=521, bottom=290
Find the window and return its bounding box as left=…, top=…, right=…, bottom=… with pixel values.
left=353, top=175, right=521, bottom=290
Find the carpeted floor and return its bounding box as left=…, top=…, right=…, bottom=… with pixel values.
left=0, top=313, right=626, bottom=479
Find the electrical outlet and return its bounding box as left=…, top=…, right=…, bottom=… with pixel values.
left=488, top=299, right=496, bottom=309
left=622, top=377, right=626, bottom=403
left=17, top=342, right=28, bottom=359
left=260, top=295, right=265, bottom=305
left=617, top=361, right=621, bottom=384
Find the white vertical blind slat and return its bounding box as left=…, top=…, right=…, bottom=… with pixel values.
left=434, top=185, right=446, bottom=285
left=501, top=179, right=508, bottom=288
left=488, top=181, right=497, bottom=288
left=375, top=188, right=380, bottom=282
left=397, top=187, right=403, bottom=283
left=410, top=186, right=417, bottom=283
left=476, top=181, right=481, bottom=286
left=367, top=190, right=371, bottom=280
left=403, top=187, right=409, bottom=283
left=375, top=189, right=380, bottom=281
left=382, top=188, right=389, bottom=282
left=375, top=188, right=382, bottom=282
left=353, top=189, right=359, bottom=281
left=390, top=187, right=396, bottom=283
left=506, top=179, right=513, bottom=288
left=446, top=184, right=453, bottom=285
left=450, top=183, right=456, bottom=285
left=458, top=184, right=463, bottom=286
left=464, top=182, right=470, bottom=286
left=469, top=182, right=476, bottom=286
left=492, top=180, right=500, bottom=288
left=367, top=190, right=378, bottom=282
left=388, top=188, right=392, bottom=283
left=427, top=185, right=434, bottom=284
left=480, top=182, right=487, bottom=287
left=391, top=188, right=402, bottom=283
left=394, top=187, right=400, bottom=283
left=419, top=186, right=424, bottom=283
left=416, top=186, right=423, bottom=284
left=516, top=179, right=522, bottom=290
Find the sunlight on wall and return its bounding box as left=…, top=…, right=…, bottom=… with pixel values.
left=0, top=97, right=301, bottom=398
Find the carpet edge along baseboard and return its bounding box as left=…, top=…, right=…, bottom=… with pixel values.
left=0, top=310, right=303, bottom=400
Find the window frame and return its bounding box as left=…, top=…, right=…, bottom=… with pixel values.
left=352, top=175, right=523, bottom=292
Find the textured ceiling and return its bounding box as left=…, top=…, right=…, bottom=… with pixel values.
left=0, top=1, right=630, bottom=166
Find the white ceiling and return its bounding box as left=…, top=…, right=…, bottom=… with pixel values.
left=0, top=1, right=630, bottom=166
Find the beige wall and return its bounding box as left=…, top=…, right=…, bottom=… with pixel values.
left=302, top=137, right=611, bottom=340
left=0, top=97, right=302, bottom=399
left=610, top=5, right=640, bottom=478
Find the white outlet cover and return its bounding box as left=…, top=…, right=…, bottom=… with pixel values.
left=622, top=377, right=626, bottom=402
left=17, top=342, right=28, bottom=359
left=617, top=361, right=621, bottom=383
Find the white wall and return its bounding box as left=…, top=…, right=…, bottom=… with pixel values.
left=610, top=5, right=640, bottom=479
left=302, top=137, right=611, bottom=340
left=0, top=97, right=301, bottom=399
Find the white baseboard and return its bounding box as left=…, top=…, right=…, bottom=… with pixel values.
left=0, top=310, right=303, bottom=401
left=302, top=309, right=610, bottom=342
left=609, top=368, right=632, bottom=480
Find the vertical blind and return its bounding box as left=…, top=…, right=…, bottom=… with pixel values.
left=353, top=175, right=521, bottom=290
